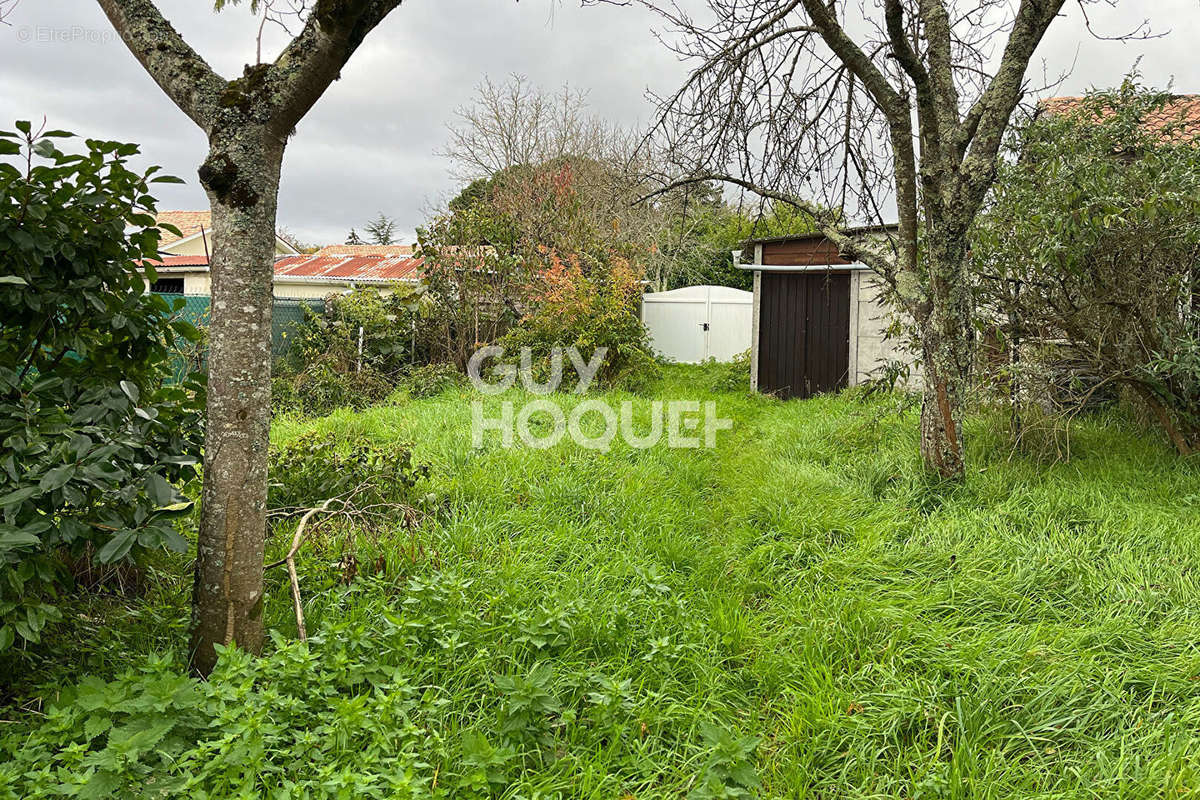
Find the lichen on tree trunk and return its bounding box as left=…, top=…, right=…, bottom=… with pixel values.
left=93, top=0, right=410, bottom=678
left=189, top=126, right=284, bottom=676
left=915, top=230, right=973, bottom=480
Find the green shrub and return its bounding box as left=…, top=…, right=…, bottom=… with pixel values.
left=0, top=638, right=440, bottom=799
left=275, top=355, right=395, bottom=417
left=974, top=79, right=1200, bottom=453
left=402, top=361, right=465, bottom=399
left=712, top=350, right=752, bottom=392
left=268, top=431, right=429, bottom=512
left=0, top=124, right=203, bottom=654
left=274, top=287, right=432, bottom=415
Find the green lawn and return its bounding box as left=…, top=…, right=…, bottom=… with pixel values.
left=4, top=365, right=1200, bottom=798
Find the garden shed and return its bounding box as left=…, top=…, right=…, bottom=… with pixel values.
left=741, top=227, right=912, bottom=399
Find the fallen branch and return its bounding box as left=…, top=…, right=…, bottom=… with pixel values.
left=265, top=485, right=426, bottom=642
left=269, top=496, right=343, bottom=642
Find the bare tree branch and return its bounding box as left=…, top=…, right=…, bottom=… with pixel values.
left=95, top=0, right=225, bottom=127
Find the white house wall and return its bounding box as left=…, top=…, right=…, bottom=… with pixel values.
left=184, top=273, right=212, bottom=295
left=146, top=271, right=418, bottom=300
left=163, top=234, right=295, bottom=257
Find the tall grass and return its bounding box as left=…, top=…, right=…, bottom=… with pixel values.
left=3, top=365, right=1199, bottom=798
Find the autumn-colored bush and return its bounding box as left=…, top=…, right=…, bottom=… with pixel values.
left=498, top=248, right=658, bottom=391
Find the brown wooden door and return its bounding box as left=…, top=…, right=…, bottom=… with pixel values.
left=757, top=272, right=851, bottom=399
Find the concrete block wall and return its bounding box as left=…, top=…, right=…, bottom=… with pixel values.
left=849, top=271, right=920, bottom=387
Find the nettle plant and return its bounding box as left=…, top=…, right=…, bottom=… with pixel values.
left=0, top=124, right=203, bottom=651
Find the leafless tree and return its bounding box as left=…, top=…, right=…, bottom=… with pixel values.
left=95, top=0, right=410, bottom=676
left=441, top=75, right=621, bottom=181
left=441, top=74, right=739, bottom=290
left=0, top=0, right=19, bottom=26
left=623, top=0, right=1149, bottom=479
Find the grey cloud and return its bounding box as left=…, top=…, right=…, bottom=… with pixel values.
left=1, top=0, right=1196, bottom=245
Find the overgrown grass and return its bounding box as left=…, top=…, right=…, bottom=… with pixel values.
left=3, top=365, right=1200, bottom=798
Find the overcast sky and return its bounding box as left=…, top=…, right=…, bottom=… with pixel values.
left=1, top=1, right=1196, bottom=246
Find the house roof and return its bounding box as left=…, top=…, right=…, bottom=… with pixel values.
left=153, top=210, right=301, bottom=255
left=1038, top=94, right=1200, bottom=141
left=273, top=254, right=424, bottom=284
left=142, top=255, right=210, bottom=268
left=314, top=244, right=415, bottom=257
left=155, top=211, right=212, bottom=246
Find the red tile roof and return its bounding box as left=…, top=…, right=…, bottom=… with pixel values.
left=1039, top=95, right=1200, bottom=141
left=314, top=244, right=415, bottom=257
left=155, top=211, right=211, bottom=246
left=273, top=254, right=424, bottom=284
left=139, top=255, right=210, bottom=268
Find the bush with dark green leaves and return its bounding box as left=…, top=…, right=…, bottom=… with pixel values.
left=974, top=80, right=1200, bottom=453
left=0, top=124, right=203, bottom=654
left=402, top=361, right=465, bottom=399
left=274, top=287, right=433, bottom=415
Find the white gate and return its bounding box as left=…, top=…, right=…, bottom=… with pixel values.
left=640, top=285, right=753, bottom=363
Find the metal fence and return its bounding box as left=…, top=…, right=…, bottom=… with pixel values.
left=157, top=294, right=324, bottom=379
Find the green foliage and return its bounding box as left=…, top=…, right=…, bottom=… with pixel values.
left=274, top=287, right=430, bottom=416
left=363, top=212, right=399, bottom=246
left=1146, top=326, right=1200, bottom=436
left=711, top=349, right=752, bottom=393
left=975, top=78, right=1200, bottom=452
left=0, top=641, right=441, bottom=799
left=402, top=362, right=465, bottom=399
left=498, top=249, right=659, bottom=390
left=494, top=662, right=562, bottom=745
left=652, top=191, right=822, bottom=291
left=690, top=723, right=762, bottom=799
left=268, top=431, right=428, bottom=511
left=415, top=202, right=535, bottom=369
left=4, top=369, right=1200, bottom=796
left=0, top=124, right=203, bottom=652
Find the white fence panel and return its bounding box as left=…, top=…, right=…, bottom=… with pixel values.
left=641, top=285, right=753, bottom=363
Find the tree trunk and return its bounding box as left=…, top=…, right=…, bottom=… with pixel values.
left=917, top=231, right=973, bottom=480
left=189, top=125, right=285, bottom=676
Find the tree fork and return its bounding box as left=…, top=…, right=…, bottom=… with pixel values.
left=96, top=0, right=408, bottom=676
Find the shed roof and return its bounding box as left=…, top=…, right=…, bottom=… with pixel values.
left=740, top=223, right=899, bottom=247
